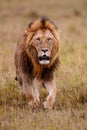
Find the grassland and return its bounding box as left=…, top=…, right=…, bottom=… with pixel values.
left=0, top=0, right=87, bottom=130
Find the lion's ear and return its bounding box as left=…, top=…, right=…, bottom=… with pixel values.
left=25, top=28, right=35, bottom=44
left=25, top=27, right=30, bottom=34
left=53, top=29, right=60, bottom=43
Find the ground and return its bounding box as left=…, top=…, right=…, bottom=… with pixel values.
left=0, top=0, right=87, bottom=130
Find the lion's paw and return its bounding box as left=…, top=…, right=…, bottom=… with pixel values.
left=43, top=96, right=55, bottom=110
left=28, top=100, right=39, bottom=109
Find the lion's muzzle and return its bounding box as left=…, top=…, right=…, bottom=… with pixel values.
left=39, top=54, right=50, bottom=65
left=38, top=48, right=50, bottom=65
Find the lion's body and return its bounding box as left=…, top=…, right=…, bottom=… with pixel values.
left=14, top=18, right=60, bottom=109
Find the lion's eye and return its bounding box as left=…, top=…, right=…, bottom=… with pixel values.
left=47, top=38, right=53, bottom=43
left=36, top=38, right=41, bottom=43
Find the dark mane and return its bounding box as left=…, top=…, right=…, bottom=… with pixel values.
left=20, top=49, right=35, bottom=80
left=27, top=17, right=58, bottom=30
left=41, top=57, right=60, bottom=81
left=41, top=17, right=48, bottom=27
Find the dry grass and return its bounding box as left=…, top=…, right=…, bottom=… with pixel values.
left=0, top=0, right=87, bottom=130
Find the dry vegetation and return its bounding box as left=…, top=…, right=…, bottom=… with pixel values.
left=0, top=0, right=87, bottom=130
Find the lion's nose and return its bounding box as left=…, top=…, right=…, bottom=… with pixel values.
left=41, top=48, right=48, bottom=53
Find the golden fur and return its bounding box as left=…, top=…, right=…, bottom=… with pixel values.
left=14, top=17, right=60, bottom=109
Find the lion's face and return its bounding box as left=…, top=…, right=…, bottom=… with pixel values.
left=29, top=29, right=58, bottom=65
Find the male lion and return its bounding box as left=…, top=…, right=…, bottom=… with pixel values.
left=14, top=17, right=60, bottom=109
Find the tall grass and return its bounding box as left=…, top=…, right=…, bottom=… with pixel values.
left=0, top=0, right=87, bottom=129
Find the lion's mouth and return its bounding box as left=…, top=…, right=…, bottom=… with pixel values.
left=38, top=55, right=50, bottom=65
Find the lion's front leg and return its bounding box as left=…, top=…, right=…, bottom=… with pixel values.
left=33, top=78, right=41, bottom=104
left=22, top=75, right=40, bottom=109
left=43, top=77, right=56, bottom=110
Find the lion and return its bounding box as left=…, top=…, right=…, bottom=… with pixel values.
left=14, top=17, right=60, bottom=109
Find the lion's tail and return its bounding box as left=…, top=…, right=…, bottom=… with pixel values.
left=15, top=76, right=18, bottom=81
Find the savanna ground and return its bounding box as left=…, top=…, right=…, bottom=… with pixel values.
left=0, top=0, right=87, bottom=130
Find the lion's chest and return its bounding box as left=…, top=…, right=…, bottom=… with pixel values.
left=29, top=67, right=53, bottom=82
